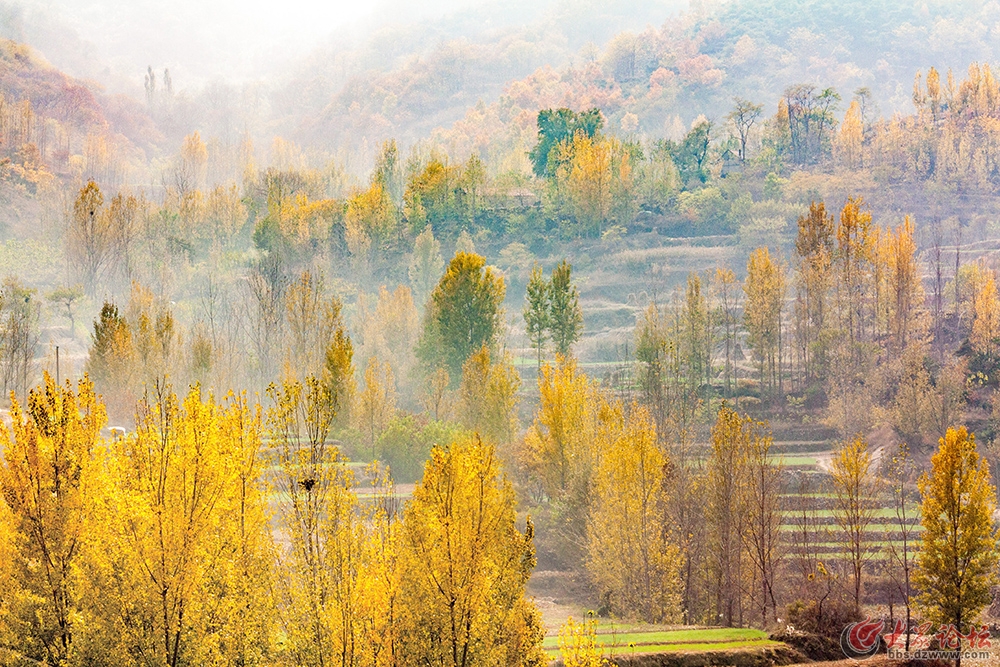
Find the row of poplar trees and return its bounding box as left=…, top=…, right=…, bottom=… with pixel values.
left=0, top=371, right=545, bottom=667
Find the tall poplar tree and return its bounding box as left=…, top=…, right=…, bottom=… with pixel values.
left=523, top=264, right=550, bottom=368
left=418, top=252, right=506, bottom=381
left=549, top=260, right=583, bottom=359
left=915, top=426, right=998, bottom=659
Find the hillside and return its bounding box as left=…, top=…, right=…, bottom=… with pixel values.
left=428, top=0, right=1000, bottom=172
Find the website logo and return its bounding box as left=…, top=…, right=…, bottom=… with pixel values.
left=840, top=617, right=884, bottom=659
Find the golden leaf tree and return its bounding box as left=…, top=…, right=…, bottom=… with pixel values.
left=559, top=133, right=612, bottom=237
left=0, top=374, right=105, bottom=665
left=793, top=202, right=834, bottom=383
left=397, top=436, right=545, bottom=667
left=357, top=354, right=397, bottom=461
left=915, top=427, right=999, bottom=642
left=829, top=436, right=881, bottom=610
left=77, top=386, right=275, bottom=666
left=587, top=405, right=681, bottom=622
left=458, top=346, right=520, bottom=450
left=521, top=358, right=596, bottom=500
left=744, top=247, right=786, bottom=397
left=971, top=269, right=1000, bottom=361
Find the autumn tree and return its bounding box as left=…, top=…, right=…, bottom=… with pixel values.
left=548, top=260, right=583, bottom=358
left=835, top=99, right=864, bottom=169
left=707, top=405, right=747, bottom=627
left=126, top=282, right=180, bottom=389
left=682, top=272, right=711, bottom=389
left=830, top=436, right=881, bottom=611
left=520, top=359, right=602, bottom=566
left=970, top=268, right=1000, bottom=363
left=409, top=225, right=445, bottom=307
left=397, top=436, right=545, bottom=666
left=744, top=247, right=786, bottom=397
left=558, top=133, right=612, bottom=237
left=176, top=130, right=208, bottom=193
left=915, top=426, right=999, bottom=648
left=357, top=355, right=397, bottom=461
left=558, top=615, right=608, bottom=667
left=458, top=346, right=520, bottom=449
left=77, top=386, right=275, bottom=666
left=886, top=216, right=925, bottom=358
left=418, top=252, right=506, bottom=381
left=285, top=270, right=352, bottom=390
left=588, top=405, right=680, bottom=622
left=834, top=197, right=875, bottom=367
left=354, top=284, right=420, bottom=394
left=67, top=180, right=114, bottom=295
left=78, top=388, right=275, bottom=665
left=794, top=202, right=834, bottom=383
left=269, top=375, right=360, bottom=666
left=523, top=264, right=550, bottom=368
left=0, top=374, right=105, bottom=665
left=422, top=366, right=452, bottom=422
left=345, top=180, right=397, bottom=266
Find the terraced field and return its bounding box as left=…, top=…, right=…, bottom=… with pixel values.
left=542, top=623, right=780, bottom=659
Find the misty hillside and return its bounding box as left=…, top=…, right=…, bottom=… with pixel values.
left=280, top=0, right=1000, bottom=170
left=6, top=1, right=1000, bottom=665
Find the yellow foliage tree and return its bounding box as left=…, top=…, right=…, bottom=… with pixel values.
left=458, top=346, right=520, bottom=449
left=357, top=354, right=397, bottom=461
left=829, top=436, right=881, bottom=610
left=269, top=376, right=362, bottom=666
left=559, top=133, right=612, bottom=237
left=558, top=615, right=609, bottom=667
left=887, top=216, right=925, bottom=356
left=971, top=269, right=1000, bottom=360
left=588, top=405, right=680, bottom=622
left=744, top=247, right=786, bottom=396
left=397, top=436, right=545, bottom=667
left=915, top=426, right=999, bottom=638
left=346, top=180, right=396, bottom=262
left=77, top=386, right=274, bottom=666
left=836, top=99, right=864, bottom=169
left=521, top=358, right=597, bottom=499
left=0, top=373, right=105, bottom=665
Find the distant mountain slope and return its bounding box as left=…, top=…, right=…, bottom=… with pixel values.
left=279, top=0, right=1000, bottom=171
left=0, top=35, right=164, bottom=221
left=415, top=0, right=1000, bottom=171
left=0, top=38, right=159, bottom=157
left=275, top=0, right=688, bottom=161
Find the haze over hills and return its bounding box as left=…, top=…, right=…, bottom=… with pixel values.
left=5, top=1, right=1000, bottom=664
left=5, top=0, right=1000, bottom=175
